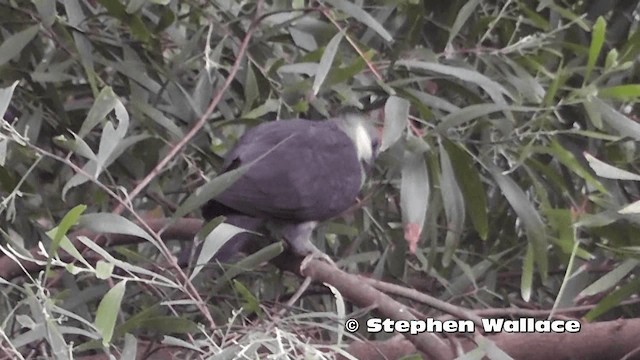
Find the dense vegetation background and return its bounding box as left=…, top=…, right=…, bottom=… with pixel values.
left=1, top=0, right=640, bottom=359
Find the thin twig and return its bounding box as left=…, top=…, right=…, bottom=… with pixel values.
left=362, top=277, right=485, bottom=328
left=95, top=0, right=263, bottom=332
left=112, top=0, right=264, bottom=215
left=320, top=7, right=383, bottom=81
left=27, top=145, right=218, bottom=332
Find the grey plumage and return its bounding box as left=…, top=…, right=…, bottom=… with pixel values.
left=202, top=114, right=379, bottom=261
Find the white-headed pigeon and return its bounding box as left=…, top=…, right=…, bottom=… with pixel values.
left=202, top=114, right=380, bottom=261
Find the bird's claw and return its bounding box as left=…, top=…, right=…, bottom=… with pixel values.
left=300, top=250, right=336, bottom=274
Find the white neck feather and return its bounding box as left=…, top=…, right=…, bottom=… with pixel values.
left=353, top=121, right=373, bottom=162
left=338, top=114, right=374, bottom=163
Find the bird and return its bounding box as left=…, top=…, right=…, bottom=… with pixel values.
left=201, top=113, right=380, bottom=264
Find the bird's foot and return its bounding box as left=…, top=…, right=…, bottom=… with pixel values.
left=275, top=221, right=336, bottom=273
left=300, top=248, right=336, bottom=275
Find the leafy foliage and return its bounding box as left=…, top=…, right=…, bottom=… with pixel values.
left=1, top=0, right=640, bottom=358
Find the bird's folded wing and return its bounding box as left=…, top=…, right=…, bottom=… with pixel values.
left=215, top=119, right=363, bottom=221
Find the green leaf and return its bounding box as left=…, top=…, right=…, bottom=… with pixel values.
left=290, top=28, right=318, bottom=52
left=121, top=334, right=138, bottom=359
left=540, top=142, right=607, bottom=193
left=575, top=212, right=618, bottom=228
left=78, top=87, right=119, bottom=138
left=132, top=101, right=184, bottom=139
left=313, top=31, right=344, bottom=96
left=620, top=28, right=640, bottom=62
left=98, top=57, right=161, bottom=94
left=214, top=242, right=284, bottom=288
left=133, top=317, right=197, bottom=333
left=550, top=3, right=590, bottom=31
left=96, top=0, right=151, bottom=42
left=400, top=149, right=430, bottom=252
left=154, top=6, right=175, bottom=32
left=517, top=1, right=550, bottom=30
left=490, top=166, right=548, bottom=280
left=583, top=100, right=603, bottom=129
left=0, top=25, right=39, bottom=66
left=448, top=257, right=495, bottom=296
left=443, top=140, right=488, bottom=240
left=585, top=277, right=640, bottom=321
left=95, top=280, right=127, bottom=346
left=437, top=104, right=538, bottom=132
left=397, top=60, right=514, bottom=100
left=95, top=122, right=120, bottom=176
left=583, top=152, right=640, bottom=181
left=619, top=200, right=640, bottom=214
left=604, top=49, right=619, bottom=70
left=448, top=0, right=479, bottom=45
left=233, top=280, right=262, bottom=316
left=381, top=96, right=409, bottom=151
left=75, top=235, right=178, bottom=287
left=57, top=235, right=90, bottom=267
left=34, top=0, right=56, bottom=27
left=243, top=99, right=280, bottom=119
left=521, top=243, right=535, bottom=301
left=598, top=84, right=640, bottom=101
left=326, top=50, right=373, bottom=86
left=45, top=205, right=87, bottom=275
left=544, top=208, right=593, bottom=260
left=175, top=166, right=251, bottom=219
left=78, top=213, right=158, bottom=248
left=543, top=61, right=564, bottom=107
left=0, top=139, right=6, bottom=167
left=126, top=0, right=147, bottom=13
left=439, top=143, right=465, bottom=266
left=403, top=88, right=460, bottom=113
left=95, top=260, right=115, bottom=280
left=243, top=64, right=259, bottom=113
left=61, top=133, right=97, bottom=161
left=324, top=0, right=393, bottom=42
left=585, top=16, right=606, bottom=84
left=591, top=98, right=640, bottom=140
left=62, top=134, right=147, bottom=200
left=398, top=59, right=518, bottom=131
left=580, top=259, right=639, bottom=298
left=500, top=57, right=545, bottom=103
left=327, top=282, right=346, bottom=346
left=277, top=62, right=317, bottom=76
left=0, top=81, right=19, bottom=124
left=190, top=222, right=250, bottom=280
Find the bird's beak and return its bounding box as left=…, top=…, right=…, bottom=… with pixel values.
left=364, top=125, right=383, bottom=167
left=367, top=108, right=384, bottom=156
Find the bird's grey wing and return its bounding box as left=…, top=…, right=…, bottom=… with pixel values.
left=215, top=120, right=363, bottom=221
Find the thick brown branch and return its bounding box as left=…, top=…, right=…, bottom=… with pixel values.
left=0, top=218, right=203, bottom=281
left=274, top=257, right=454, bottom=360
left=4, top=220, right=640, bottom=360
left=340, top=319, right=640, bottom=360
